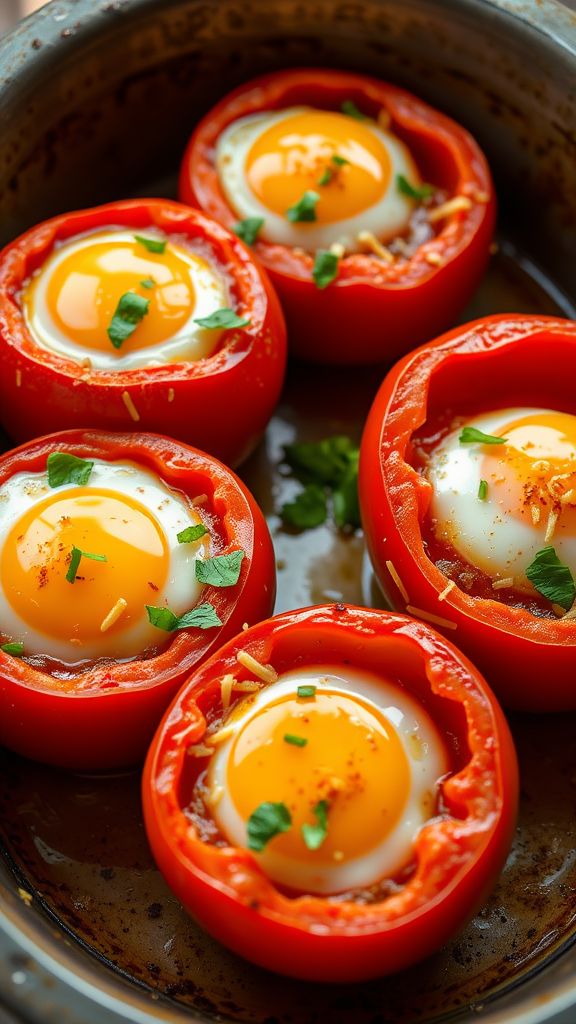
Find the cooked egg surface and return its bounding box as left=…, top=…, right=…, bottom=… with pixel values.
left=23, top=230, right=229, bottom=370
left=0, top=460, right=210, bottom=661
left=207, top=667, right=448, bottom=894
left=216, top=107, right=420, bottom=251
left=425, top=408, right=576, bottom=591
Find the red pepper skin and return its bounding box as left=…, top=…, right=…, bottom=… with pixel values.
left=359, top=314, right=576, bottom=712
left=179, top=68, right=495, bottom=366
left=0, top=429, right=276, bottom=770
left=0, top=199, right=287, bottom=468
left=142, top=604, right=518, bottom=982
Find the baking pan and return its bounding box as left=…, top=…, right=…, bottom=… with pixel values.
left=1, top=0, right=576, bottom=1022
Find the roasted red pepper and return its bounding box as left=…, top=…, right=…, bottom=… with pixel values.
left=179, top=68, right=495, bottom=365
left=360, top=314, right=576, bottom=711
left=0, top=199, right=286, bottom=467
left=143, top=604, right=517, bottom=981
left=0, top=429, right=276, bottom=770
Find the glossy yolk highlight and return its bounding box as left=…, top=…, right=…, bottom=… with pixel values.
left=33, top=235, right=200, bottom=353
left=245, top=111, right=391, bottom=223
left=481, top=411, right=576, bottom=530
left=1, top=488, right=169, bottom=645
left=227, top=689, right=410, bottom=865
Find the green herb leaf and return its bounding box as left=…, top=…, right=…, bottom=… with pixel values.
left=194, top=308, right=250, bottom=330
left=140, top=277, right=155, bottom=289
left=146, top=602, right=222, bottom=632
left=332, top=154, right=349, bottom=167
left=107, top=292, right=150, bottom=349
left=284, top=734, right=308, bottom=747
left=459, top=427, right=508, bottom=446
left=317, top=167, right=333, bottom=187
left=478, top=479, right=488, bottom=501
left=396, top=174, right=434, bottom=201
left=297, top=684, right=316, bottom=699
left=333, top=450, right=360, bottom=529
left=195, top=550, right=245, bottom=587
left=1, top=641, right=24, bottom=656
left=134, top=234, right=166, bottom=254
left=234, top=217, right=264, bottom=245
left=281, top=484, right=327, bottom=529
left=47, top=452, right=94, bottom=488
left=247, top=801, right=292, bottom=852
left=286, top=190, right=320, bottom=223
left=525, top=546, right=576, bottom=611
left=66, top=546, right=107, bottom=584
left=341, top=99, right=367, bottom=120
left=313, top=250, right=339, bottom=290
left=177, top=524, right=208, bottom=544
left=301, top=800, right=329, bottom=850
left=284, top=436, right=358, bottom=487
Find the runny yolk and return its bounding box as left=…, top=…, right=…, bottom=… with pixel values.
left=225, top=689, right=410, bottom=866
left=481, top=411, right=576, bottom=531
left=1, top=488, right=169, bottom=646
left=26, top=234, right=203, bottom=353
left=245, top=111, right=392, bottom=223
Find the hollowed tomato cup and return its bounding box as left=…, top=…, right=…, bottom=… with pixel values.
left=143, top=604, right=517, bottom=982
left=0, top=429, right=276, bottom=770
left=179, top=68, right=495, bottom=366
left=0, top=199, right=287, bottom=467
left=360, top=314, right=576, bottom=711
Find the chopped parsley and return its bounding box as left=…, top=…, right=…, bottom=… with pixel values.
left=107, top=292, right=150, bottom=349
left=1, top=641, right=24, bottom=656
left=525, top=546, right=576, bottom=611
left=134, top=234, right=166, bottom=254
left=146, top=602, right=222, bottom=631
left=341, top=99, right=367, bottom=120
left=140, top=277, right=155, bottom=289
left=459, top=427, right=508, bottom=446
left=177, top=524, right=208, bottom=544
left=194, top=308, right=250, bottom=330
left=301, top=800, right=329, bottom=850
left=297, top=684, right=316, bottom=699
left=47, top=452, right=94, bottom=488
left=281, top=483, right=327, bottom=529
left=280, top=436, right=360, bottom=531
left=286, top=190, right=320, bottom=223
left=66, top=546, right=107, bottom=584
left=478, top=479, right=488, bottom=501
left=313, top=250, right=339, bottom=290
left=234, top=217, right=264, bottom=246
left=283, top=734, right=308, bottom=747
left=396, top=174, right=434, bottom=201
left=195, top=550, right=245, bottom=587
left=317, top=167, right=333, bottom=187
left=247, top=801, right=292, bottom=852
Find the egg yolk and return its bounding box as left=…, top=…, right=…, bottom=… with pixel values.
left=245, top=111, right=392, bottom=222
left=224, top=689, right=410, bottom=867
left=25, top=234, right=204, bottom=353
left=481, top=410, right=576, bottom=531
left=1, top=488, right=169, bottom=648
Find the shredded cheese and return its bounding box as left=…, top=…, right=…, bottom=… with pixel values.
left=205, top=784, right=224, bottom=807
left=428, top=196, right=473, bottom=224
left=236, top=650, right=278, bottom=684
left=438, top=580, right=456, bottom=602
left=191, top=493, right=208, bottom=507
left=531, top=504, right=541, bottom=526
left=385, top=559, right=409, bottom=603
left=424, top=251, right=444, bottom=267
left=80, top=356, right=92, bottom=369
left=187, top=743, right=214, bottom=758
left=220, top=673, right=234, bottom=710
left=329, top=242, right=345, bottom=258
left=205, top=723, right=236, bottom=747
left=18, top=887, right=32, bottom=906
left=357, top=230, right=394, bottom=264
left=545, top=508, right=559, bottom=543
left=100, top=597, right=128, bottom=632
left=232, top=679, right=263, bottom=693
left=242, top=621, right=249, bottom=631
left=492, top=577, right=514, bottom=591
left=122, top=391, right=140, bottom=422
left=406, top=605, right=458, bottom=630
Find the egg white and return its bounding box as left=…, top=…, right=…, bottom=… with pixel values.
left=216, top=107, right=417, bottom=252
left=426, top=408, right=576, bottom=589
left=24, top=230, right=229, bottom=371
left=0, top=460, right=210, bottom=661
left=207, top=666, right=448, bottom=895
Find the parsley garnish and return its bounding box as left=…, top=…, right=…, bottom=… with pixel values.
left=459, top=427, right=508, bottom=446
left=47, top=452, right=94, bottom=488
left=1, top=641, right=24, bottom=656
left=313, top=250, right=339, bottom=290
left=140, top=277, right=155, bottom=289
left=234, top=217, right=264, bottom=245
left=332, top=154, right=349, bottom=167
left=287, top=190, right=320, bottom=223
left=247, top=802, right=292, bottom=852
left=396, top=174, right=434, bottom=201
left=341, top=99, right=367, bottom=120
left=284, top=734, right=308, bottom=747
left=478, top=479, right=488, bottom=501
left=194, top=308, right=250, bottom=330
left=66, top=547, right=107, bottom=584
left=280, top=436, right=360, bottom=531
left=195, top=550, right=245, bottom=587
left=525, top=547, right=576, bottom=611
left=177, top=524, right=208, bottom=544
left=317, top=168, right=333, bottom=187
left=107, top=292, right=150, bottom=349
left=301, top=800, right=329, bottom=850
left=146, top=602, right=222, bottom=631
left=134, top=234, right=166, bottom=254
left=297, top=684, right=316, bottom=698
